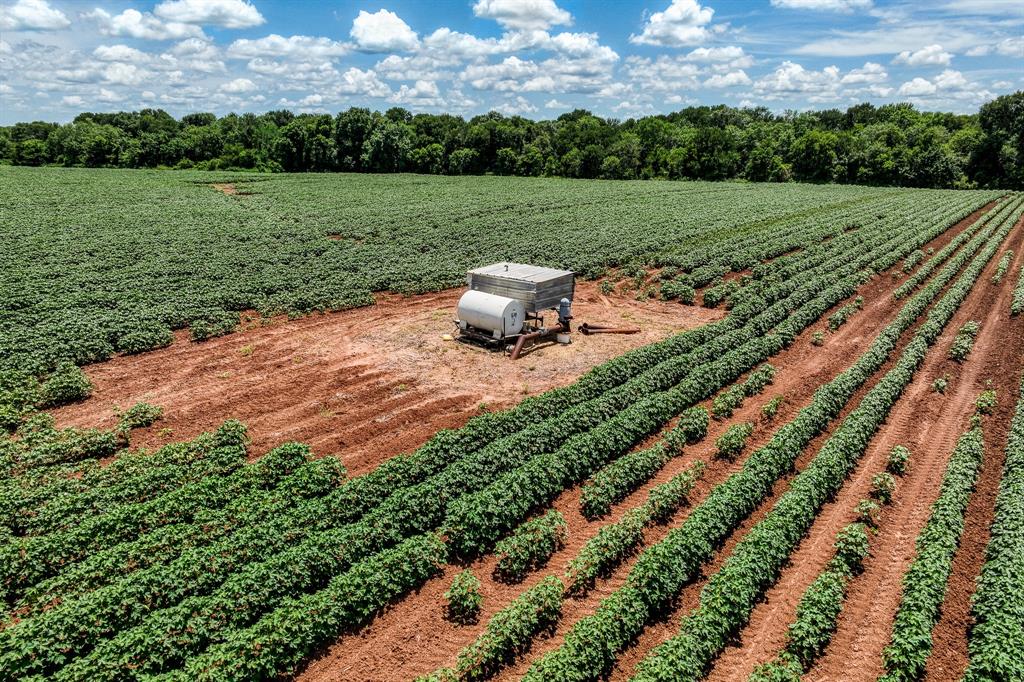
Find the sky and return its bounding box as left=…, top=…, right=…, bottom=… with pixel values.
left=0, top=0, right=1021, bottom=124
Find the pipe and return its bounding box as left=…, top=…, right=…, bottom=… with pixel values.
left=509, top=321, right=570, bottom=360
left=578, top=323, right=640, bottom=335
left=510, top=329, right=548, bottom=360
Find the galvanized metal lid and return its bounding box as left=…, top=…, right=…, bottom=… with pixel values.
left=466, top=262, right=574, bottom=283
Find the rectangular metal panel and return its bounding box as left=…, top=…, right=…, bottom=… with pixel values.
left=467, top=262, right=574, bottom=313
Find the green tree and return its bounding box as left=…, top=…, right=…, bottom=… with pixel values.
left=410, top=143, right=445, bottom=174
left=495, top=147, right=519, bottom=175
left=791, top=130, right=840, bottom=182
left=13, top=138, right=48, bottom=166
left=448, top=147, right=479, bottom=175
left=517, top=144, right=544, bottom=176
left=361, top=119, right=413, bottom=172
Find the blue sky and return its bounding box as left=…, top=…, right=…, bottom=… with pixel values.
left=0, top=0, right=1021, bottom=124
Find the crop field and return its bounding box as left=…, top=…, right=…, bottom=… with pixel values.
left=1, top=166, right=1024, bottom=682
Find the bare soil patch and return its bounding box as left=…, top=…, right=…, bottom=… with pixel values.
left=51, top=282, right=723, bottom=474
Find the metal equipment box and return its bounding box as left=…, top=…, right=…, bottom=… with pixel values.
left=466, top=262, right=575, bottom=314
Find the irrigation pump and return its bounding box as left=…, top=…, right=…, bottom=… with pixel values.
left=455, top=262, right=575, bottom=359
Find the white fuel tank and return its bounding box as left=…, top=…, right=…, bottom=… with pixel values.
left=458, top=290, right=525, bottom=338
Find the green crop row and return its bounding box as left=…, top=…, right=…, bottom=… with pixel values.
left=880, top=426, right=985, bottom=682
left=750, top=523, right=870, bottom=681
left=523, top=196, right=1018, bottom=682
left=710, top=362, right=773, bottom=420
left=581, top=404, right=706, bottom=521
left=965, top=371, right=1024, bottom=682
left=494, top=511, right=568, bottom=583
left=158, top=533, right=448, bottom=681
left=949, top=320, right=981, bottom=362
left=666, top=407, right=709, bottom=450
left=14, top=454, right=346, bottom=618
left=430, top=459, right=706, bottom=680
left=0, top=363, right=93, bottom=433
left=567, top=461, right=704, bottom=596
left=827, top=296, right=864, bottom=331
left=0, top=442, right=330, bottom=677
left=581, top=444, right=672, bottom=520
left=1013, top=264, right=1024, bottom=316
left=631, top=197, right=1021, bottom=682
left=445, top=570, right=483, bottom=625
left=632, top=337, right=941, bottom=681
left=427, top=576, right=565, bottom=682
left=714, top=422, right=754, bottom=460
left=993, top=250, right=1015, bottom=284
left=893, top=195, right=1020, bottom=300
left=902, top=249, right=925, bottom=273
left=0, top=425, right=298, bottom=608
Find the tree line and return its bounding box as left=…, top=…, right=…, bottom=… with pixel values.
left=2, top=91, right=1020, bottom=189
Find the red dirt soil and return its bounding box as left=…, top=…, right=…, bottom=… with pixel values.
left=706, top=215, right=1024, bottom=682
left=802, top=217, right=1024, bottom=682
left=294, top=205, right=987, bottom=682
left=923, top=234, right=1024, bottom=681
left=51, top=282, right=723, bottom=476
left=211, top=182, right=239, bottom=195
left=598, top=200, right=1008, bottom=682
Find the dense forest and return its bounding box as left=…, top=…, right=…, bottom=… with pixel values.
left=2, top=91, right=1021, bottom=189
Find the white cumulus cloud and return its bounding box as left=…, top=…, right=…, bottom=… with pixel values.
left=389, top=79, right=444, bottom=106
left=897, top=77, right=937, bottom=96
left=97, top=87, right=123, bottom=102
left=87, top=8, right=205, bottom=40
left=934, top=69, right=968, bottom=89
left=996, top=36, right=1023, bottom=58
left=893, top=44, right=953, bottom=66
left=472, top=0, right=571, bottom=31
left=623, top=54, right=701, bottom=92
left=154, top=0, right=264, bottom=29
left=103, top=62, right=151, bottom=86
left=684, top=46, right=747, bottom=62
left=334, top=67, right=391, bottom=97
left=630, top=0, right=715, bottom=47
left=222, top=77, right=256, bottom=93
left=495, top=94, right=538, bottom=115
left=350, top=9, right=419, bottom=52
left=228, top=34, right=351, bottom=59
left=754, top=60, right=842, bottom=101
left=0, top=0, right=69, bottom=30
left=840, top=61, right=887, bottom=84
left=93, top=44, right=150, bottom=63
left=704, top=70, right=751, bottom=88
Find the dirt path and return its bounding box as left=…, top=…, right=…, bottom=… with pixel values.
left=295, top=209, right=979, bottom=682
left=51, top=283, right=721, bottom=475
left=802, top=216, right=1024, bottom=682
